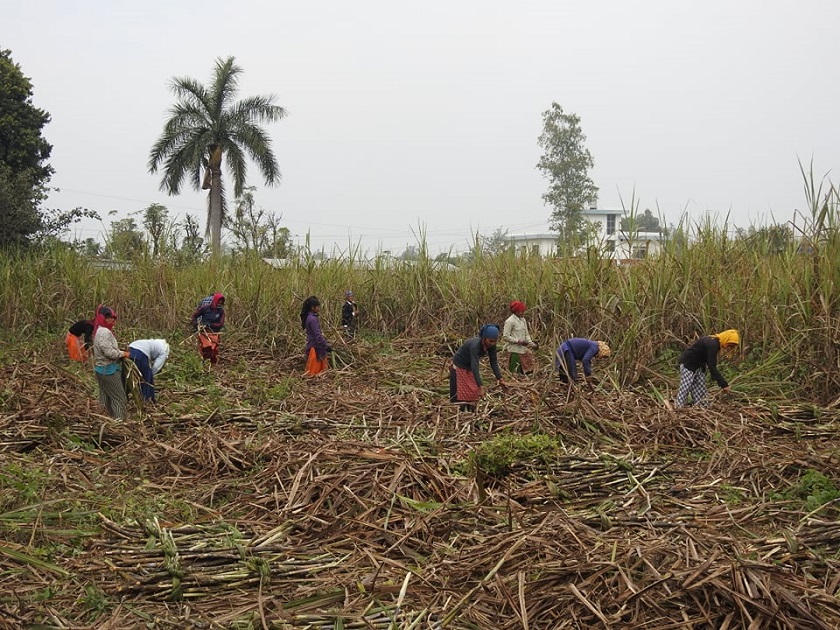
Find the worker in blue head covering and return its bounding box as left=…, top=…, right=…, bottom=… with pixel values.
left=449, top=324, right=508, bottom=411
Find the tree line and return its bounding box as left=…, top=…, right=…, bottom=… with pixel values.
left=1, top=49, right=799, bottom=262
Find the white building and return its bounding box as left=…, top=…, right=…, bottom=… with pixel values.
left=503, top=209, right=663, bottom=260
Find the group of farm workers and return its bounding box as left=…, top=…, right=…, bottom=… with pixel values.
left=65, top=294, right=226, bottom=419
left=66, top=292, right=738, bottom=419
left=446, top=300, right=740, bottom=412
left=66, top=305, right=170, bottom=420
left=64, top=291, right=350, bottom=417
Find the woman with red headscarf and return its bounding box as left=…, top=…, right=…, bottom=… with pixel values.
left=502, top=300, right=537, bottom=375
left=191, top=293, right=226, bottom=332
left=191, top=293, right=225, bottom=363
left=92, top=305, right=130, bottom=419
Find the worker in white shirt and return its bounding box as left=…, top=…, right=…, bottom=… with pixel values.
left=502, top=301, right=538, bottom=375
left=127, top=339, right=170, bottom=402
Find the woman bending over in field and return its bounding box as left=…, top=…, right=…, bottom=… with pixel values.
left=675, top=329, right=739, bottom=408
left=555, top=337, right=611, bottom=385
left=191, top=293, right=226, bottom=332
left=449, top=324, right=508, bottom=411
left=301, top=296, right=332, bottom=376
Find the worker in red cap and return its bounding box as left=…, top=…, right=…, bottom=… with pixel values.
left=502, top=300, right=538, bottom=375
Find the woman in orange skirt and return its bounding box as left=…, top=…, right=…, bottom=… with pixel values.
left=301, top=296, right=332, bottom=376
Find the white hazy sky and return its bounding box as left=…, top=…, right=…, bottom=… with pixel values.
left=6, top=1, right=840, bottom=255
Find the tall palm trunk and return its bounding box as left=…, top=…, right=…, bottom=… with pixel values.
left=207, top=145, right=223, bottom=257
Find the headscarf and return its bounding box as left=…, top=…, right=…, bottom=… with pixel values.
left=509, top=300, right=526, bottom=315
left=211, top=293, right=225, bottom=309
left=92, top=304, right=117, bottom=337
left=712, top=329, right=740, bottom=347
left=479, top=324, right=500, bottom=340
left=596, top=341, right=611, bottom=357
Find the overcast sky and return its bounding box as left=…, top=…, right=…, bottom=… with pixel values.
left=6, top=1, right=840, bottom=255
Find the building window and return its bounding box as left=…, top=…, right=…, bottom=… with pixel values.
left=606, top=215, right=616, bottom=235
left=632, top=247, right=647, bottom=259
left=605, top=241, right=615, bottom=253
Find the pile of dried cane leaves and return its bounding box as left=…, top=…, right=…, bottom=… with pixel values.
left=2, top=336, right=840, bottom=629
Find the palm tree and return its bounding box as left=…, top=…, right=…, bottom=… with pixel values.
left=148, top=56, right=285, bottom=256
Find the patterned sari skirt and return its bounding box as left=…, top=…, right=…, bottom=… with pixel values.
left=449, top=364, right=480, bottom=403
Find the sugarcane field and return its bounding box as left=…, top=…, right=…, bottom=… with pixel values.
left=2, top=221, right=840, bottom=630
left=8, top=3, right=840, bottom=626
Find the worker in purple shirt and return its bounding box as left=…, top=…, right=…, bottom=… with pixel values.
left=555, top=337, right=611, bottom=384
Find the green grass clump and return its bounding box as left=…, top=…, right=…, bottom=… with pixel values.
left=777, top=469, right=840, bottom=511
left=463, top=433, right=563, bottom=478
left=0, top=461, right=49, bottom=511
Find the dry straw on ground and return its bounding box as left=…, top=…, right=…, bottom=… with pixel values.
left=2, top=337, right=840, bottom=629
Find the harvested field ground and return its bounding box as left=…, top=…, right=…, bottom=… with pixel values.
left=3, top=334, right=840, bottom=629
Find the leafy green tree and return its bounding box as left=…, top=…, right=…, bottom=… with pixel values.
left=0, top=50, right=96, bottom=249
left=38, top=205, right=100, bottom=245
left=148, top=56, right=286, bottom=257
left=0, top=165, right=42, bottom=247
left=227, top=186, right=292, bottom=257
left=79, top=238, right=102, bottom=257
left=480, top=227, right=511, bottom=256
left=105, top=217, right=145, bottom=260
left=263, top=221, right=292, bottom=259
left=743, top=223, right=793, bottom=256
left=0, top=50, right=52, bottom=186
left=536, top=103, right=598, bottom=253
left=0, top=49, right=53, bottom=247
left=620, top=208, right=662, bottom=233
left=399, top=245, right=421, bottom=261
left=172, top=213, right=208, bottom=265
left=142, top=203, right=169, bottom=257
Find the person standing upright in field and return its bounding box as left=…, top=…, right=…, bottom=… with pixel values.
left=341, top=290, right=358, bottom=339
left=503, top=300, right=537, bottom=375
left=92, top=305, right=130, bottom=419
left=675, top=329, right=739, bottom=407
left=301, top=296, right=332, bottom=376
left=449, top=324, right=508, bottom=411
